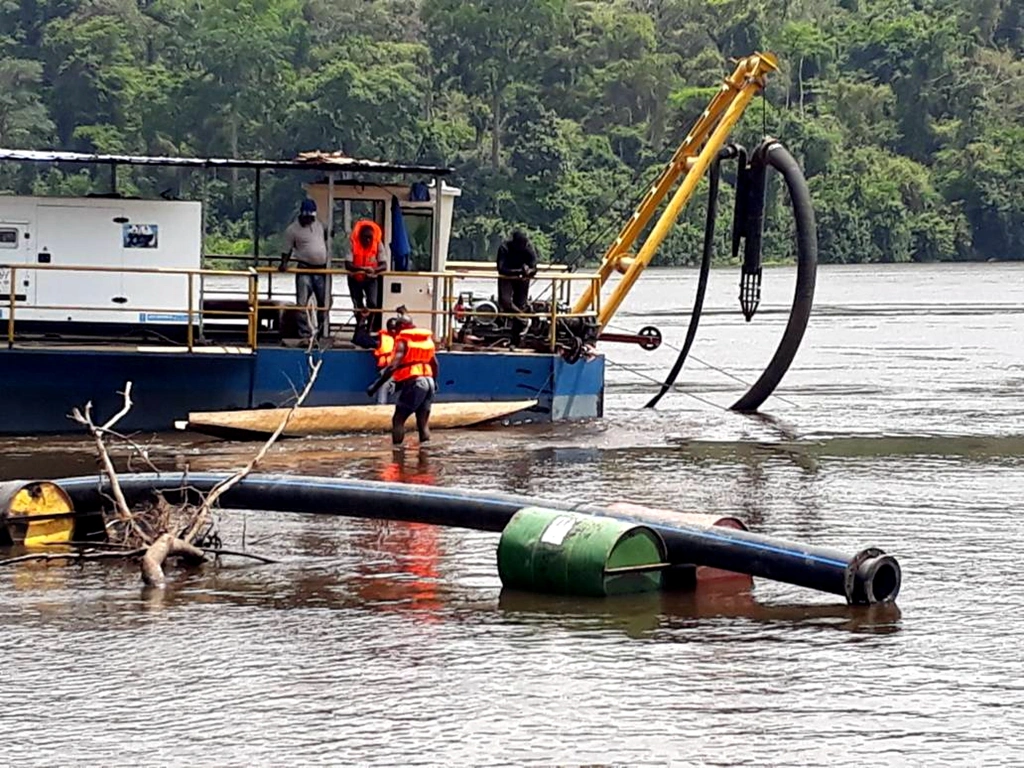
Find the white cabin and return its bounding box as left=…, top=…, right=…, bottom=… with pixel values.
left=302, top=178, right=461, bottom=332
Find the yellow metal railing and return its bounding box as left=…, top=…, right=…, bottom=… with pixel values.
left=2, top=263, right=255, bottom=351
left=2, top=262, right=600, bottom=355
left=253, top=267, right=601, bottom=353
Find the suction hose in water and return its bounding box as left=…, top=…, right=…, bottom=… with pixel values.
left=730, top=140, right=818, bottom=412
left=645, top=147, right=735, bottom=409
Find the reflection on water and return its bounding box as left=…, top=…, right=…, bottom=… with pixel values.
left=2, top=264, right=1024, bottom=765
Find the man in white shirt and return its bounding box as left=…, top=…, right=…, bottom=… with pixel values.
left=279, top=198, right=329, bottom=340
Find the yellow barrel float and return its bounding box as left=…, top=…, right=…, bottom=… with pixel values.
left=0, top=481, right=76, bottom=547
left=497, top=507, right=668, bottom=597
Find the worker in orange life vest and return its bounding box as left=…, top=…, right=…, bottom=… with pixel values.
left=373, top=317, right=400, bottom=405
left=382, top=314, right=439, bottom=446
left=346, top=219, right=387, bottom=317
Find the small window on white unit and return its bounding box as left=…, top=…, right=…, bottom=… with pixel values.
left=0, top=228, right=18, bottom=248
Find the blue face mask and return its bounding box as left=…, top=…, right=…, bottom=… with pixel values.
left=298, top=214, right=315, bottom=225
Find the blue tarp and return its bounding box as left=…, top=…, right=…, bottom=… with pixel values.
left=390, top=195, right=412, bottom=271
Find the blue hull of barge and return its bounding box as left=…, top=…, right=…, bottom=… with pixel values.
left=0, top=347, right=604, bottom=435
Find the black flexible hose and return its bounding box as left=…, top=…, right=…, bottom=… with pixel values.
left=645, top=147, right=736, bottom=408
left=730, top=141, right=818, bottom=412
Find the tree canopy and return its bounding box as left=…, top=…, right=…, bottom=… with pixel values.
left=1, top=0, right=1021, bottom=265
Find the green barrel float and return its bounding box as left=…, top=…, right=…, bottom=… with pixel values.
left=497, top=507, right=668, bottom=597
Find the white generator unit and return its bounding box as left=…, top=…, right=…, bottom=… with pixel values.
left=0, top=196, right=201, bottom=325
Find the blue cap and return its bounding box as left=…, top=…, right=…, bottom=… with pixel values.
left=299, top=199, right=317, bottom=214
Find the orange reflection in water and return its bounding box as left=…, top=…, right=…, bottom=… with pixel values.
left=379, top=447, right=437, bottom=486
left=350, top=520, right=444, bottom=622
left=344, top=450, right=444, bottom=621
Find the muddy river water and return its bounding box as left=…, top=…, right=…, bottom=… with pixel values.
left=2, top=263, right=1023, bottom=765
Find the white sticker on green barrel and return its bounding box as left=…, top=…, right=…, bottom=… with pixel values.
left=540, top=515, right=575, bottom=546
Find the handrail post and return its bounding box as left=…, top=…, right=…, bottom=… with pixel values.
left=549, top=277, right=558, bottom=353
left=187, top=272, right=194, bottom=352
left=198, top=271, right=206, bottom=341
left=323, top=267, right=331, bottom=340
left=442, top=274, right=453, bottom=350
left=247, top=268, right=258, bottom=350
left=431, top=273, right=438, bottom=338
left=7, top=266, right=15, bottom=349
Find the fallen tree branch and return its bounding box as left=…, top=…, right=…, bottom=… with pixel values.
left=140, top=533, right=207, bottom=587
left=60, top=317, right=321, bottom=587
left=0, top=549, right=147, bottom=567
left=43, top=539, right=277, bottom=564
left=181, top=336, right=323, bottom=544
left=69, top=382, right=151, bottom=545
left=201, top=547, right=279, bottom=564
left=98, top=428, right=163, bottom=474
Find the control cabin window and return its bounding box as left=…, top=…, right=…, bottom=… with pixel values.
left=401, top=211, right=434, bottom=272
left=0, top=228, right=18, bottom=248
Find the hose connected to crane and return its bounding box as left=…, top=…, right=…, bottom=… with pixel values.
left=646, top=139, right=817, bottom=413
left=645, top=146, right=736, bottom=409
left=730, top=140, right=817, bottom=412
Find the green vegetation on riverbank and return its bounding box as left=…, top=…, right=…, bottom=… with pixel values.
left=1, top=0, right=1020, bottom=266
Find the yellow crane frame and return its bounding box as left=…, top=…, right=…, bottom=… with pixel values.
left=573, top=52, right=779, bottom=329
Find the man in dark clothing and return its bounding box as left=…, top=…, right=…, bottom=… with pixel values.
left=496, top=230, right=538, bottom=346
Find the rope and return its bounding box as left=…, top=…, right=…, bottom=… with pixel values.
left=603, top=322, right=800, bottom=409
left=603, top=358, right=726, bottom=412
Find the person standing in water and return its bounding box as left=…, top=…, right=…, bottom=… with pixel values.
left=383, top=314, right=439, bottom=447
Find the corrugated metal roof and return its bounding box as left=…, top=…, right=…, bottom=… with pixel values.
left=0, top=148, right=453, bottom=176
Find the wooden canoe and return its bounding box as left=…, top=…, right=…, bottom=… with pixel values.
left=181, top=399, right=539, bottom=440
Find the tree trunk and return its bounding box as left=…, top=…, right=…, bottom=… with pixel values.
left=491, top=86, right=502, bottom=171
left=141, top=533, right=207, bottom=588
left=425, top=64, right=434, bottom=122
left=798, top=55, right=805, bottom=118
left=230, top=106, right=240, bottom=203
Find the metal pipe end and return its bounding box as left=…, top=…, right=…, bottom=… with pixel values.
left=845, top=548, right=902, bottom=605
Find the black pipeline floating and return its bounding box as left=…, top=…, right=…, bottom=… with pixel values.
left=54, top=472, right=900, bottom=606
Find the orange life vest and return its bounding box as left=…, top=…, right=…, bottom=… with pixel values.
left=350, top=220, right=383, bottom=270
left=392, top=327, right=435, bottom=382
left=374, top=332, right=395, bottom=369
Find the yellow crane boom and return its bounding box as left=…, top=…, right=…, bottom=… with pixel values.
left=573, top=52, right=779, bottom=328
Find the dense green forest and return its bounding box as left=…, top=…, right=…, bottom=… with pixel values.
left=1, top=0, right=1021, bottom=265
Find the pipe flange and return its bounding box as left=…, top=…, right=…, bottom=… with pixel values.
left=844, top=547, right=885, bottom=605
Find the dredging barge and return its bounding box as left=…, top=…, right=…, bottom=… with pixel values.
left=0, top=52, right=816, bottom=436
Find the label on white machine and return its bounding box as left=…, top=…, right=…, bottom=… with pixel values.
left=0, top=266, right=9, bottom=294
left=540, top=515, right=576, bottom=546
left=139, top=312, right=189, bottom=323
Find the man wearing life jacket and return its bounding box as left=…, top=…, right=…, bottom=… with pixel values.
left=383, top=315, right=439, bottom=446
left=345, top=219, right=387, bottom=318
left=373, top=317, right=400, bottom=404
